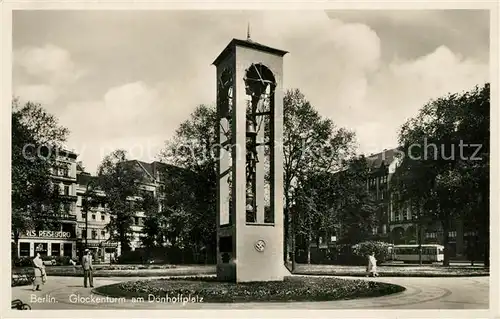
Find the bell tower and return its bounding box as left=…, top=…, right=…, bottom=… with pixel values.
left=213, top=37, right=288, bottom=282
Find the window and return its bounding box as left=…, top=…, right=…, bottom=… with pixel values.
left=62, top=165, right=69, bottom=177
left=448, top=231, right=457, bottom=238
left=91, top=230, right=97, bottom=239
left=64, top=185, right=70, bottom=196
left=19, top=243, right=30, bottom=257
left=64, top=203, right=71, bottom=214
left=92, top=214, right=96, bottom=220
left=82, top=212, right=87, bottom=219
left=63, top=243, right=72, bottom=257
left=101, top=230, right=106, bottom=237
left=34, top=243, right=48, bottom=256
left=101, top=215, right=105, bottom=221
left=51, top=243, right=60, bottom=256
left=134, top=217, right=139, bottom=225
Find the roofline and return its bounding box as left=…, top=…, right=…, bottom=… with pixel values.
left=134, top=160, right=155, bottom=180
left=212, top=38, right=288, bottom=66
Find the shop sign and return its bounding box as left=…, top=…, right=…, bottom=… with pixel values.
left=25, top=230, right=72, bottom=238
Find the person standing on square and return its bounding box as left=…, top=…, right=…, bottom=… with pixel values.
left=82, top=249, right=94, bottom=288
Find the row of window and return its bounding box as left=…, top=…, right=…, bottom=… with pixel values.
left=53, top=184, right=73, bottom=196
left=425, top=231, right=457, bottom=238
left=394, top=247, right=443, bottom=255
left=392, top=212, right=413, bottom=222
left=52, top=164, right=72, bottom=178
left=81, top=212, right=106, bottom=222
left=81, top=229, right=107, bottom=240
left=19, top=242, right=73, bottom=257
left=367, top=175, right=389, bottom=187
left=79, top=211, right=144, bottom=226
left=77, top=196, right=107, bottom=208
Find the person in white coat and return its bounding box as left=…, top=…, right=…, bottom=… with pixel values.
left=32, top=253, right=46, bottom=291
left=366, top=252, right=379, bottom=277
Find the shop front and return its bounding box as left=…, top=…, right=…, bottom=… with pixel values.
left=76, top=240, right=119, bottom=263
left=17, top=228, right=77, bottom=259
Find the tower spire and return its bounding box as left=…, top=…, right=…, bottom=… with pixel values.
left=247, top=22, right=251, bottom=41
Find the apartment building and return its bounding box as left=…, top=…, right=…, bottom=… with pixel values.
left=305, top=148, right=478, bottom=259
left=73, top=160, right=184, bottom=261
left=14, top=145, right=185, bottom=262
left=366, top=149, right=474, bottom=258
left=16, top=149, right=79, bottom=259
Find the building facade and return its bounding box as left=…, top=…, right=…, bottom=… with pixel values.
left=16, top=150, right=79, bottom=259
left=14, top=149, right=178, bottom=262
left=365, top=149, right=475, bottom=259
left=305, top=148, right=478, bottom=260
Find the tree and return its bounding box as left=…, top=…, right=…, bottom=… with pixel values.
left=98, top=150, right=143, bottom=254
left=283, top=89, right=356, bottom=268
left=140, top=190, right=163, bottom=249
left=159, top=105, right=218, bottom=260
left=294, top=155, right=380, bottom=264
left=294, top=171, right=338, bottom=264
left=11, top=99, right=69, bottom=257
left=283, top=89, right=356, bottom=266
left=396, top=83, right=489, bottom=266
left=334, top=156, right=380, bottom=245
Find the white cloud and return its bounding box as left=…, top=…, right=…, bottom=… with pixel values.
left=13, top=44, right=85, bottom=107
left=343, top=45, right=489, bottom=154
left=14, top=44, right=84, bottom=85
left=330, top=22, right=381, bottom=73
left=14, top=84, right=57, bottom=105
left=59, top=81, right=195, bottom=173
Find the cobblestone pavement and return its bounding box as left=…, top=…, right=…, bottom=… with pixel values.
left=10, top=275, right=489, bottom=310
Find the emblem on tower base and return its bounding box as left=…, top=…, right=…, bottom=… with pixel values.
left=254, top=240, right=266, bottom=252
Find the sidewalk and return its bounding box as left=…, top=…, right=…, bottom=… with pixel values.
left=10, top=275, right=489, bottom=310
left=294, top=264, right=489, bottom=277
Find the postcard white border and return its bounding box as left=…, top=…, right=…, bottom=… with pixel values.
left=1, top=1, right=498, bottom=318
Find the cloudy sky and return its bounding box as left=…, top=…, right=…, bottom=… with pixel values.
left=13, top=10, right=490, bottom=174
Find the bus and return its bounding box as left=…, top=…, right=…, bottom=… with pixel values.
left=393, top=244, right=444, bottom=263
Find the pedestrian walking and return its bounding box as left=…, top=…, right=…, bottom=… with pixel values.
left=82, top=249, right=94, bottom=288
left=366, top=252, right=379, bottom=277
left=32, top=253, right=46, bottom=291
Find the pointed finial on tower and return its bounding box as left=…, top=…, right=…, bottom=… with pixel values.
left=247, top=22, right=252, bottom=42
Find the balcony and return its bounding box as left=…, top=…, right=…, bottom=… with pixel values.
left=59, top=194, right=78, bottom=201
left=43, top=213, right=77, bottom=222
left=51, top=174, right=77, bottom=182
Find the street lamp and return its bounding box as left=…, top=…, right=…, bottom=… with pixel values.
left=83, top=180, right=95, bottom=251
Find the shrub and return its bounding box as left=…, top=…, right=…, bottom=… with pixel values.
left=352, top=241, right=391, bottom=264
left=53, top=256, right=71, bottom=266
left=117, top=250, right=148, bottom=264
left=12, top=257, right=33, bottom=268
